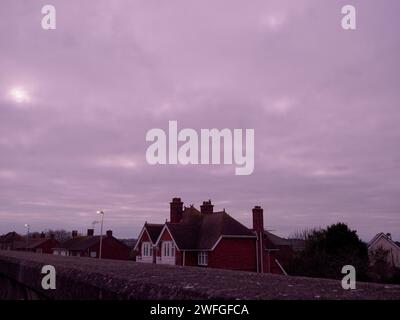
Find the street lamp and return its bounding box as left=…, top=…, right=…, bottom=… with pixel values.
left=96, top=211, right=105, bottom=259
left=24, top=224, right=30, bottom=251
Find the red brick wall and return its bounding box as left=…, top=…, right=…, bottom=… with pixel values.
left=182, top=251, right=198, bottom=266
left=158, top=229, right=174, bottom=259
left=208, top=238, right=257, bottom=272
left=136, top=228, right=156, bottom=261
left=36, top=239, right=60, bottom=254
left=160, top=229, right=172, bottom=241
left=137, top=230, right=150, bottom=255
left=88, top=237, right=130, bottom=260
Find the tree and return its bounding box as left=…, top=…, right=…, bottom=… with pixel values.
left=44, top=229, right=71, bottom=242
left=368, top=247, right=400, bottom=284
left=292, top=223, right=369, bottom=280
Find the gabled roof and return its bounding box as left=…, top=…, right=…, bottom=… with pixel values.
left=160, top=206, right=256, bottom=251
left=145, top=223, right=164, bottom=243
left=134, top=223, right=164, bottom=250
left=368, top=232, right=400, bottom=250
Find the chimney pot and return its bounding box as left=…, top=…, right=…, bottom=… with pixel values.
left=252, top=206, right=264, bottom=232
left=40, top=232, right=46, bottom=238
left=200, top=200, right=214, bottom=214
left=170, top=197, right=184, bottom=223
left=106, top=230, right=113, bottom=238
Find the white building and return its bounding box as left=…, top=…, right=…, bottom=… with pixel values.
left=368, top=233, right=400, bottom=268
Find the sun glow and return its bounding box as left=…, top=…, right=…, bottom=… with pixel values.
left=10, top=87, right=30, bottom=103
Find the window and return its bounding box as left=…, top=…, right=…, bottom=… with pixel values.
left=198, top=252, right=208, bottom=266
left=162, top=241, right=175, bottom=257
left=142, top=242, right=153, bottom=257
left=90, top=251, right=97, bottom=258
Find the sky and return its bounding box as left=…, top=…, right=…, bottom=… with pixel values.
left=0, top=0, right=399, bottom=241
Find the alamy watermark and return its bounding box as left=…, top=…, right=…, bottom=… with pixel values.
left=341, top=265, right=356, bottom=290
left=39, top=4, right=357, bottom=31
left=41, top=265, right=56, bottom=290
left=146, top=121, right=255, bottom=176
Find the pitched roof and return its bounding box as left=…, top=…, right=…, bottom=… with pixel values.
left=145, top=224, right=164, bottom=243
left=164, top=206, right=256, bottom=250
left=368, top=232, right=400, bottom=250
left=57, top=236, right=103, bottom=251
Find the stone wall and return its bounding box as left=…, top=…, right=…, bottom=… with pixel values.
left=1, top=250, right=400, bottom=300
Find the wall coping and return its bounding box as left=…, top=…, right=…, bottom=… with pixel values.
left=1, top=250, right=400, bottom=300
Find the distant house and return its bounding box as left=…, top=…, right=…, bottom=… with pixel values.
left=368, top=232, right=400, bottom=268
left=52, top=229, right=130, bottom=260
left=263, top=230, right=305, bottom=274
left=14, top=232, right=59, bottom=254
left=135, top=198, right=304, bottom=274
left=0, top=232, right=24, bottom=250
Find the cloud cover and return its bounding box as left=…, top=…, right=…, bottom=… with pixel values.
left=0, top=0, right=399, bottom=240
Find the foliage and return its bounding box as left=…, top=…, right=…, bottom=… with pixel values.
left=292, top=222, right=369, bottom=280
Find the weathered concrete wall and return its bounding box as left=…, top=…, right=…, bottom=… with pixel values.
left=1, top=250, right=400, bottom=300
left=0, top=274, right=44, bottom=300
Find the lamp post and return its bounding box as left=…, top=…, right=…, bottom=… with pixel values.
left=96, top=211, right=105, bottom=259
left=24, top=224, right=30, bottom=251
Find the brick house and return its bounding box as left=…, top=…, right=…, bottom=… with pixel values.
left=135, top=198, right=303, bottom=274
left=0, top=231, right=24, bottom=250
left=14, top=232, right=59, bottom=254
left=52, top=229, right=130, bottom=260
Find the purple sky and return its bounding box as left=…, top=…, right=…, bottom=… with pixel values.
left=1, top=0, right=399, bottom=241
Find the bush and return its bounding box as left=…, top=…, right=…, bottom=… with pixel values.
left=292, top=223, right=369, bottom=280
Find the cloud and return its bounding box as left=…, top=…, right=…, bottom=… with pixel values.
left=0, top=0, right=399, bottom=241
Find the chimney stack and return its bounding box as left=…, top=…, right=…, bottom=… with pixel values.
left=50, top=233, right=55, bottom=240
left=40, top=232, right=46, bottom=238
left=87, top=229, right=94, bottom=237
left=252, top=206, right=264, bottom=232
left=170, top=198, right=184, bottom=223
left=200, top=200, right=214, bottom=214
left=72, top=230, right=78, bottom=238
left=106, top=230, right=113, bottom=238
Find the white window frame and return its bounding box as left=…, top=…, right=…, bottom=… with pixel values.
left=198, top=252, right=208, bottom=266
left=142, top=242, right=153, bottom=257
left=161, top=241, right=175, bottom=258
